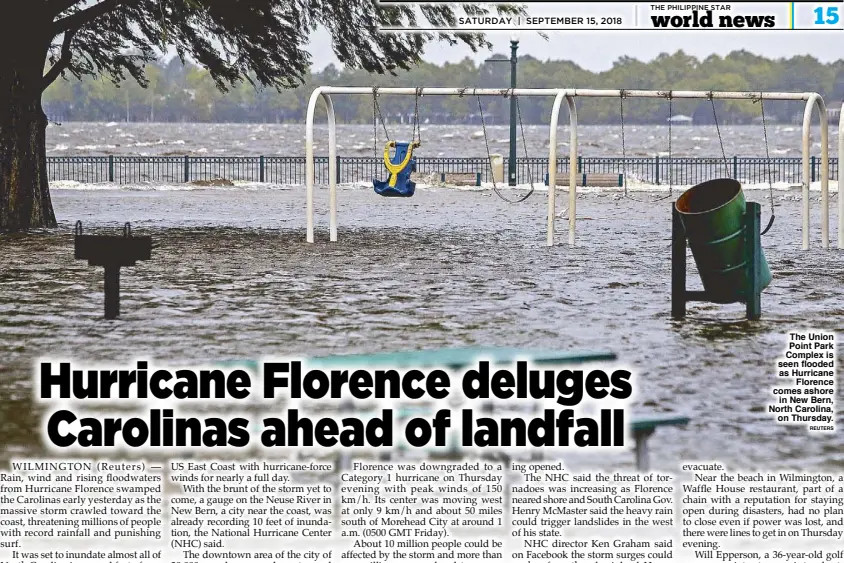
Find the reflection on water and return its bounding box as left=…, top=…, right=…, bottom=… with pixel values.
left=0, top=186, right=842, bottom=470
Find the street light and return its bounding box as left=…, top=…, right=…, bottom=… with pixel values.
left=485, top=36, right=519, bottom=186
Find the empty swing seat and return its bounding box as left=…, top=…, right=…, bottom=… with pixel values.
left=374, top=141, right=418, bottom=197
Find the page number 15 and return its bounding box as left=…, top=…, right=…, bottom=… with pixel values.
left=814, top=6, right=840, bottom=24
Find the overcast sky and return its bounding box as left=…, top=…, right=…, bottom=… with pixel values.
left=308, top=27, right=843, bottom=72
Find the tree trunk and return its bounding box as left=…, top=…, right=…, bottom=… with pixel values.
left=0, top=54, right=57, bottom=231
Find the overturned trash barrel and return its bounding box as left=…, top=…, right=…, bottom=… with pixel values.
left=675, top=178, right=771, bottom=304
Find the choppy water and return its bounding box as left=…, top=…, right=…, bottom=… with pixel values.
left=46, top=122, right=839, bottom=159
left=1, top=184, right=842, bottom=471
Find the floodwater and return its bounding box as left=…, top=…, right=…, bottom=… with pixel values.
left=45, top=122, right=839, bottom=159
left=1, top=182, right=842, bottom=472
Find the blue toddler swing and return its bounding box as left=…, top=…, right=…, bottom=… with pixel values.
left=372, top=88, right=422, bottom=198
left=374, top=140, right=420, bottom=197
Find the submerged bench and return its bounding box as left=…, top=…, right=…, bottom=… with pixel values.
left=228, top=347, right=689, bottom=472
left=631, top=415, right=690, bottom=471
left=305, top=346, right=616, bottom=368
left=439, top=172, right=481, bottom=186
left=545, top=172, right=624, bottom=187
left=406, top=172, right=482, bottom=186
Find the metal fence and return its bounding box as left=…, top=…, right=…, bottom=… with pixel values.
left=47, top=155, right=840, bottom=185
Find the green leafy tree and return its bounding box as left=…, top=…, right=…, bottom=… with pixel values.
left=830, top=65, right=844, bottom=101
left=0, top=0, right=520, bottom=231
left=41, top=49, right=844, bottom=126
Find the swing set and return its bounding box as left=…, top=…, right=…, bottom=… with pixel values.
left=304, top=87, right=837, bottom=250
left=371, top=87, right=537, bottom=203
left=617, top=90, right=777, bottom=235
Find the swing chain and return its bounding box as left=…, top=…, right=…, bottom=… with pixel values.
left=477, top=95, right=493, bottom=175
left=476, top=95, right=532, bottom=204
left=516, top=96, right=535, bottom=197
left=667, top=91, right=673, bottom=197
left=642, top=91, right=674, bottom=202
left=372, top=87, right=390, bottom=145
left=754, top=92, right=776, bottom=234
left=373, top=88, right=378, bottom=159
left=412, top=87, right=422, bottom=146
left=374, top=86, right=421, bottom=150
left=477, top=96, right=498, bottom=194
left=641, top=91, right=673, bottom=202
left=620, top=89, right=673, bottom=202
left=619, top=89, right=628, bottom=196
left=709, top=91, right=731, bottom=178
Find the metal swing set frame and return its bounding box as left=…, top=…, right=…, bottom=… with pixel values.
left=305, top=87, right=840, bottom=250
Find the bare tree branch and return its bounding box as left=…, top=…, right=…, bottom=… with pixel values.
left=42, top=28, right=77, bottom=90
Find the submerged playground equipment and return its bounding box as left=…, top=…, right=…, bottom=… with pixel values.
left=229, top=347, right=690, bottom=471
left=305, top=87, right=841, bottom=250
left=74, top=222, right=152, bottom=319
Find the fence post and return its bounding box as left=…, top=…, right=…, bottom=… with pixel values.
left=184, top=155, right=190, bottom=183
left=655, top=155, right=660, bottom=185
left=577, top=155, right=582, bottom=173
left=108, top=155, right=114, bottom=183
left=811, top=155, right=816, bottom=183
left=259, top=156, right=265, bottom=183
left=336, top=155, right=341, bottom=184
left=732, top=155, right=738, bottom=179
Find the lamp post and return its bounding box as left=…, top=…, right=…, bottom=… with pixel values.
left=508, top=37, right=518, bottom=187
left=485, top=37, right=519, bottom=186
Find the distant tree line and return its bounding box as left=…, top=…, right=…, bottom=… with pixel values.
left=43, top=50, right=844, bottom=125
